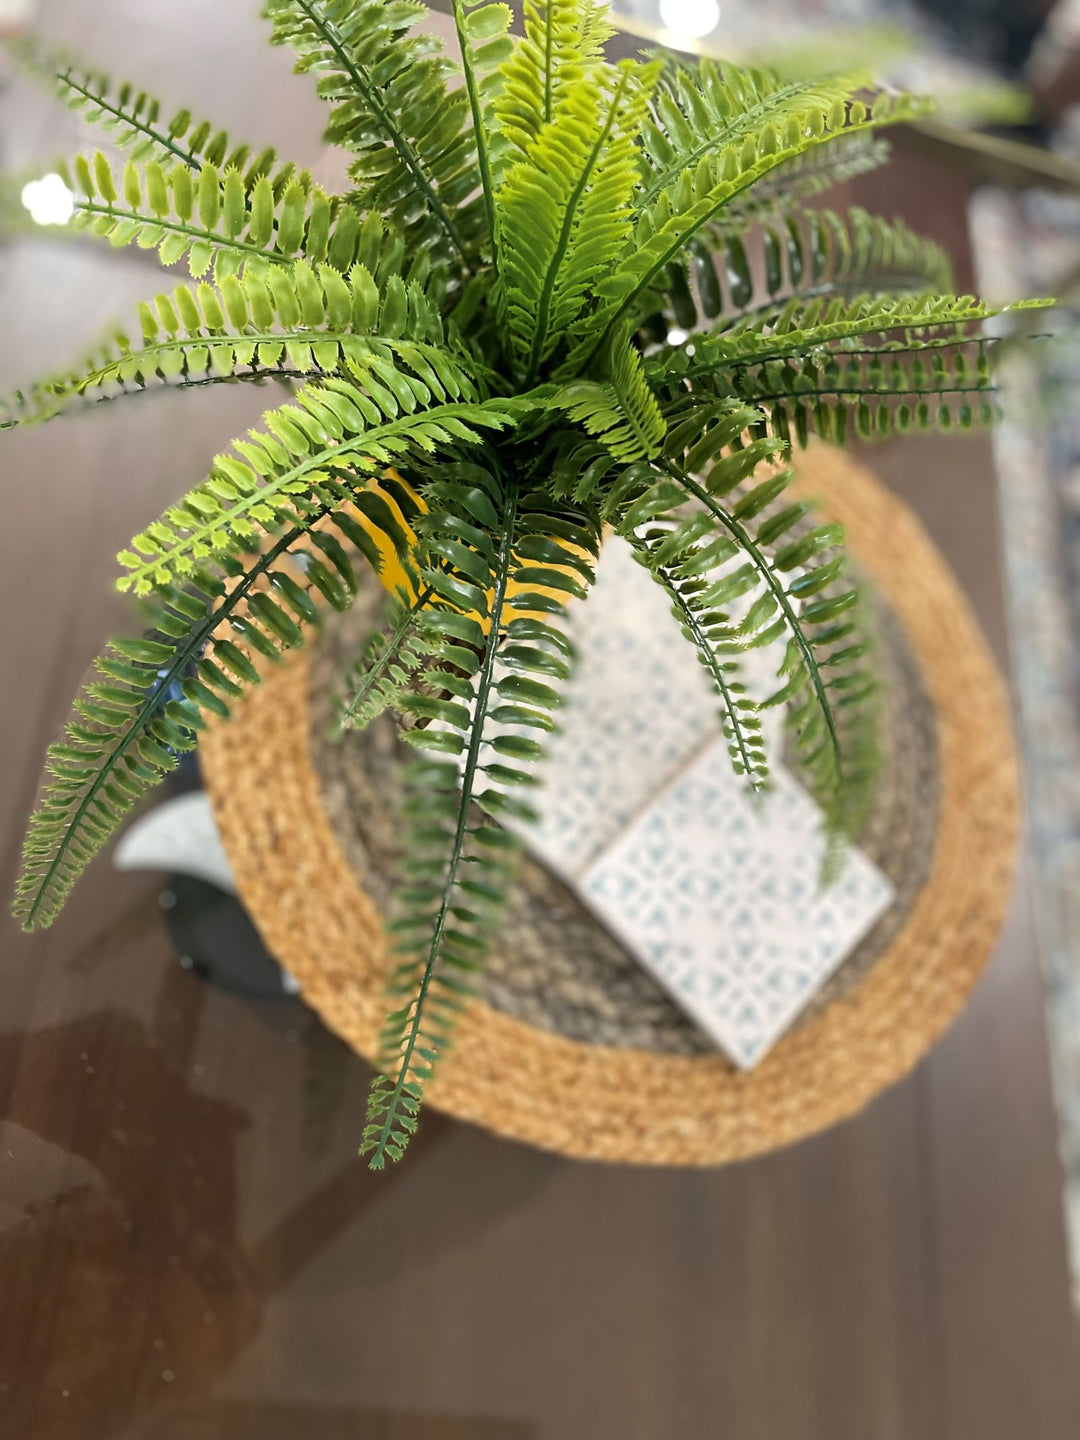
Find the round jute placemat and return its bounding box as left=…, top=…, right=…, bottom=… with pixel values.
left=199, top=445, right=1020, bottom=1165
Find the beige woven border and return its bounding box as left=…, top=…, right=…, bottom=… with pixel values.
left=201, top=446, right=1020, bottom=1165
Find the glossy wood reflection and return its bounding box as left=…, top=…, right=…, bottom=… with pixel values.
left=1, top=5, right=1079, bottom=1439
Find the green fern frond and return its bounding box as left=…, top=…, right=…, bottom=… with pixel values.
left=10, top=37, right=271, bottom=176
left=0, top=258, right=473, bottom=430
left=61, top=150, right=359, bottom=285
left=671, top=454, right=876, bottom=849
left=723, top=131, right=892, bottom=217
left=497, top=59, right=659, bottom=379
left=637, top=57, right=914, bottom=251
left=648, top=293, right=1053, bottom=445
left=362, top=470, right=597, bottom=1165
left=648, top=292, right=1029, bottom=380
left=263, top=0, right=477, bottom=268
left=493, top=0, right=613, bottom=166
left=614, top=393, right=878, bottom=847
left=14, top=508, right=361, bottom=932
left=636, top=58, right=872, bottom=211
left=625, top=517, right=769, bottom=789
left=554, top=329, right=666, bottom=462
left=333, top=584, right=440, bottom=734
left=743, top=350, right=997, bottom=448
left=641, top=145, right=912, bottom=339
left=117, top=380, right=524, bottom=595
left=362, top=471, right=525, bottom=1168
left=450, top=0, right=515, bottom=245
left=776, top=207, right=952, bottom=301
left=652, top=207, right=953, bottom=338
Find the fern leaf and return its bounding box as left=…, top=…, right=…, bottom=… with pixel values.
left=361, top=473, right=523, bottom=1168
left=493, top=0, right=614, bottom=166
left=497, top=59, right=658, bottom=379
left=554, top=329, right=665, bottom=462
left=0, top=259, right=474, bottom=430
left=60, top=150, right=365, bottom=285
left=637, top=59, right=872, bottom=212
left=362, top=472, right=596, bottom=1166
left=648, top=294, right=1053, bottom=446
left=263, top=0, right=477, bottom=268
left=625, top=517, right=768, bottom=788
left=724, top=131, right=891, bottom=217
left=647, top=206, right=954, bottom=339
left=14, top=508, right=362, bottom=931
left=664, top=445, right=876, bottom=849
left=116, top=381, right=524, bottom=595
left=450, top=0, right=515, bottom=246
left=592, top=390, right=875, bottom=844
left=649, top=292, right=1035, bottom=379
left=736, top=208, right=952, bottom=318
left=334, top=584, right=439, bottom=734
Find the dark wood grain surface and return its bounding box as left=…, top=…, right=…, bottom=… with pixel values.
left=2, top=6, right=1079, bottom=1438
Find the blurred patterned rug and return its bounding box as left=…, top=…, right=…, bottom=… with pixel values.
left=971, top=186, right=1080, bottom=1310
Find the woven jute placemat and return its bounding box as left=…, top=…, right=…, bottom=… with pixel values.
left=200, top=445, right=1020, bottom=1165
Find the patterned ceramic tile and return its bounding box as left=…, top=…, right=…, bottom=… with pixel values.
left=578, top=741, right=895, bottom=1069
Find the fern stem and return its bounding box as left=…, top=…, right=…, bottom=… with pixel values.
left=290, top=0, right=470, bottom=267
left=100, top=329, right=356, bottom=365
left=336, top=583, right=435, bottom=732
left=368, top=471, right=520, bottom=1165
left=57, top=72, right=202, bottom=169
left=711, top=335, right=993, bottom=377
left=75, top=199, right=286, bottom=265
left=451, top=0, right=497, bottom=252
left=20, top=521, right=315, bottom=929
left=0, top=368, right=309, bottom=431
left=668, top=462, right=842, bottom=766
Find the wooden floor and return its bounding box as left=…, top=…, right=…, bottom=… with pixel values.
left=1, top=5, right=1079, bottom=1437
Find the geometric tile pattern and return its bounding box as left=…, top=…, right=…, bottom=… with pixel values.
left=580, top=741, right=895, bottom=1068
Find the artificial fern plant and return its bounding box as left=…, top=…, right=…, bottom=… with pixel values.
left=6, top=0, right=1046, bottom=1167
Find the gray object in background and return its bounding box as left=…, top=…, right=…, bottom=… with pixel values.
left=971, top=185, right=1080, bottom=1311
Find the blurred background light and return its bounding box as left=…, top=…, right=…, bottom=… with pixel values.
left=20, top=172, right=74, bottom=226
left=657, top=0, right=720, bottom=41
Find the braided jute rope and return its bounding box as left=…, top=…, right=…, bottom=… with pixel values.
left=200, top=445, right=1020, bottom=1165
